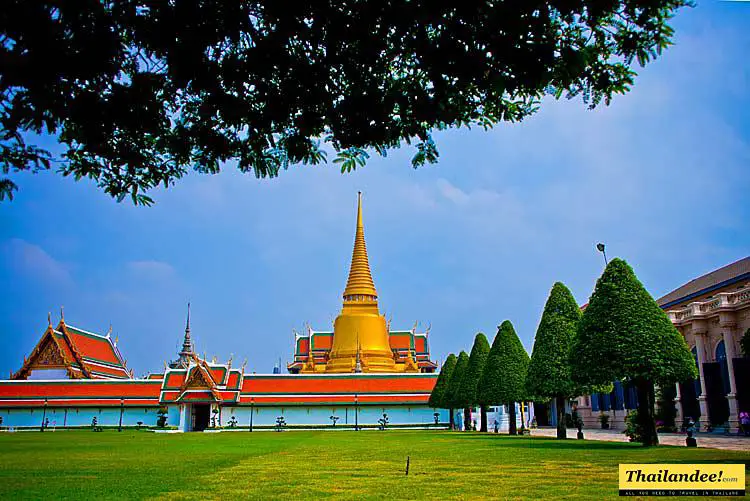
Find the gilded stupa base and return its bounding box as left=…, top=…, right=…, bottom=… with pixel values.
left=325, top=350, right=397, bottom=373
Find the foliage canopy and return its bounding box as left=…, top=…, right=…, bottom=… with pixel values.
left=527, top=282, right=582, bottom=399
left=428, top=353, right=457, bottom=409
left=2, top=0, right=690, bottom=203
left=458, top=333, right=491, bottom=407
left=479, top=320, right=529, bottom=405
left=570, top=258, right=696, bottom=387
left=446, top=350, right=470, bottom=410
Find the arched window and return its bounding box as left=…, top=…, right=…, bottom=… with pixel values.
left=715, top=340, right=731, bottom=395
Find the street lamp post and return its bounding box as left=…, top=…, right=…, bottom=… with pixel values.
left=118, top=398, right=124, bottom=432
left=596, top=243, right=608, bottom=266
left=250, top=398, right=254, bottom=432
left=41, top=398, right=48, bottom=432
left=354, top=394, right=359, bottom=431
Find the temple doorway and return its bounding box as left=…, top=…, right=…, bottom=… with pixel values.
left=734, top=357, right=750, bottom=414
left=679, top=380, right=700, bottom=422
left=703, top=362, right=729, bottom=426
left=533, top=402, right=550, bottom=427
left=191, top=404, right=210, bottom=432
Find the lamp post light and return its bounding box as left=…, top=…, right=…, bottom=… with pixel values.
left=596, top=243, right=608, bottom=266
left=118, top=398, right=124, bottom=432
left=250, top=397, right=254, bottom=432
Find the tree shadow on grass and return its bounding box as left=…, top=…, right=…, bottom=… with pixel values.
left=445, top=434, right=635, bottom=450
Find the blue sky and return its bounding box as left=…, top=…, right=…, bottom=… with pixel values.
left=1, top=2, right=749, bottom=377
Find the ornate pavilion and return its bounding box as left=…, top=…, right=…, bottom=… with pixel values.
left=0, top=193, right=443, bottom=431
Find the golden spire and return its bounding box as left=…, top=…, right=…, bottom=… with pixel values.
left=343, top=192, right=378, bottom=300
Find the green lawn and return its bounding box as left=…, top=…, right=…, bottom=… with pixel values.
left=0, top=430, right=747, bottom=500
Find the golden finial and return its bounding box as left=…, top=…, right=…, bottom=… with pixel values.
left=412, top=320, right=418, bottom=333
left=425, top=322, right=432, bottom=336
left=60, top=306, right=65, bottom=323
left=163, top=361, right=168, bottom=370
left=342, top=192, right=378, bottom=300
left=241, top=358, right=247, bottom=373
left=47, top=312, right=52, bottom=326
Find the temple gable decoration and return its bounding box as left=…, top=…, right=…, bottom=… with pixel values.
left=159, top=354, right=241, bottom=405
left=12, top=316, right=131, bottom=380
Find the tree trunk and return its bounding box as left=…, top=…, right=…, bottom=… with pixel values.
left=556, top=395, right=567, bottom=439
left=449, top=408, right=454, bottom=430
left=464, top=407, right=472, bottom=431
left=508, top=403, right=517, bottom=435
left=480, top=406, right=488, bottom=432
left=635, top=379, right=659, bottom=446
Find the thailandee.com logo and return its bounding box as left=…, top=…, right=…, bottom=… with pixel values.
left=619, top=464, right=745, bottom=497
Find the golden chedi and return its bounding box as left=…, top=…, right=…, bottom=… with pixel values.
left=325, top=192, right=402, bottom=373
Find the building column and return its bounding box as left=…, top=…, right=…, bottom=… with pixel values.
left=674, top=383, right=683, bottom=427
left=178, top=404, right=188, bottom=432
left=693, top=331, right=710, bottom=428
left=722, top=325, right=739, bottom=432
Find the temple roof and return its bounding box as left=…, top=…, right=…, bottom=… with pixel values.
left=159, top=353, right=242, bottom=404
left=288, top=328, right=437, bottom=372
left=0, top=372, right=437, bottom=408
left=657, top=256, right=750, bottom=308
left=12, top=319, right=131, bottom=380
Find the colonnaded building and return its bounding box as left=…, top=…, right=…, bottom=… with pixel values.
left=575, top=256, right=750, bottom=433
left=0, top=193, right=447, bottom=431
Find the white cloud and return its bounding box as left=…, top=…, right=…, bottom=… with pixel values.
left=127, top=260, right=175, bottom=280
left=3, top=239, right=73, bottom=286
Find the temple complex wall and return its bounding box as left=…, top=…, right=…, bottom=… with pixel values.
left=0, top=404, right=445, bottom=430
left=0, top=406, right=174, bottom=429
left=220, top=404, right=446, bottom=428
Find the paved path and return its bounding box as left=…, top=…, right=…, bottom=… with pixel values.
left=531, top=427, right=750, bottom=452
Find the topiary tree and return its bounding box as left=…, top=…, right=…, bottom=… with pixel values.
left=458, top=333, right=491, bottom=431
left=479, top=321, right=530, bottom=435
left=429, top=354, right=457, bottom=429
left=446, top=351, right=470, bottom=430
left=570, top=258, right=697, bottom=446
left=526, top=282, right=582, bottom=439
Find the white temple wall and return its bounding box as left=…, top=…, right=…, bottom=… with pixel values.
left=0, top=407, right=162, bottom=429
left=1, top=405, right=446, bottom=429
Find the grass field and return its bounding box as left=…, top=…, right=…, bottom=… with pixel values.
left=0, top=430, right=747, bottom=500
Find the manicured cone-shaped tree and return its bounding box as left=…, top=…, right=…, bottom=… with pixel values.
left=570, top=258, right=697, bottom=446
left=446, top=351, right=470, bottom=430
left=429, top=354, right=457, bottom=429
left=479, top=321, right=530, bottom=435
left=527, top=282, right=582, bottom=439
left=458, top=333, right=491, bottom=431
